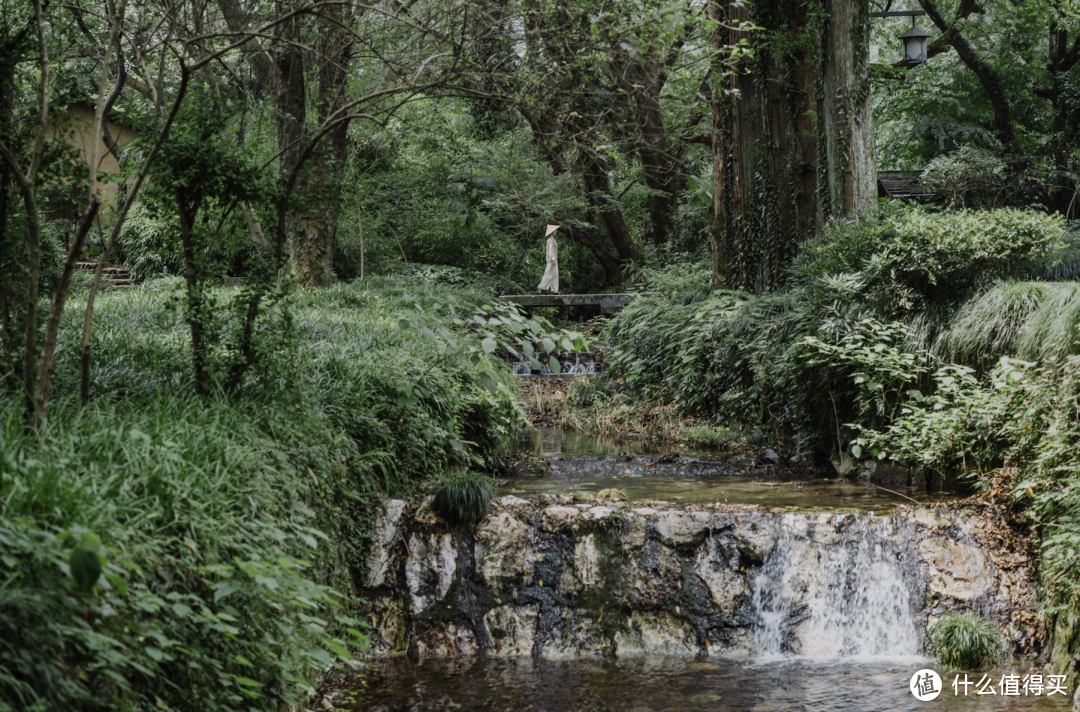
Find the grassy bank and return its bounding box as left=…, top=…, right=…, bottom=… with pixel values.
left=0, top=276, right=524, bottom=711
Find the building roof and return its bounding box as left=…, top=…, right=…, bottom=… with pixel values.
left=877, top=171, right=929, bottom=200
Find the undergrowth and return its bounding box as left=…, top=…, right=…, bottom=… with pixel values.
left=0, top=275, right=526, bottom=710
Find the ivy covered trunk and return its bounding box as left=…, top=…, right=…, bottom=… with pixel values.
left=288, top=3, right=353, bottom=286
left=820, top=0, right=875, bottom=218
left=709, top=0, right=876, bottom=291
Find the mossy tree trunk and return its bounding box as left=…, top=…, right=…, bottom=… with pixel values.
left=707, top=0, right=876, bottom=290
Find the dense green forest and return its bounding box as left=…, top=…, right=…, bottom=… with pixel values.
left=1, top=0, right=1079, bottom=707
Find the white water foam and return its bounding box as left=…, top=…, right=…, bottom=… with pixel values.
left=749, top=516, right=919, bottom=659
left=513, top=352, right=597, bottom=376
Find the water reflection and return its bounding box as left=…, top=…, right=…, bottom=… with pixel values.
left=350, top=657, right=1067, bottom=712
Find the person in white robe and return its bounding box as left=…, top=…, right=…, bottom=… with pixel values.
left=537, top=224, right=560, bottom=294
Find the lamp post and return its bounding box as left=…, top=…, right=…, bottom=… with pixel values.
left=871, top=9, right=932, bottom=66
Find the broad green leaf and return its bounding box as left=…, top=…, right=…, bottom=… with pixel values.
left=325, top=640, right=352, bottom=659
left=70, top=547, right=102, bottom=592
left=549, top=357, right=561, bottom=375
left=481, top=337, right=497, bottom=353
left=104, top=573, right=128, bottom=596
left=480, top=373, right=498, bottom=394
left=542, top=337, right=556, bottom=353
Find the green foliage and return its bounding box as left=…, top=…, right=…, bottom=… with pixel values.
left=627, top=261, right=716, bottom=304
left=803, top=319, right=930, bottom=436
left=0, top=275, right=527, bottom=710
left=115, top=201, right=184, bottom=281
left=924, top=613, right=1005, bottom=669
left=400, top=262, right=524, bottom=297
left=1016, top=283, right=1080, bottom=363
left=0, top=395, right=356, bottom=711
left=603, top=208, right=1066, bottom=459
left=431, top=471, right=494, bottom=525
left=921, top=146, right=1009, bottom=209
left=799, top=206, right=1064, bottom=314
left=942, top=281, right=1049, bottom=368
left=856, top=358, right=1030, bottom=473
left=679, top=424, right=735, bottom=449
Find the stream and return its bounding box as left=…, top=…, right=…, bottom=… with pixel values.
left=351, top=428, right=1063, bottom=711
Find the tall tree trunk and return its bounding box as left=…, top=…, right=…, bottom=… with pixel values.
left=761, top=0, right=796, bottom=285
left=274, top=0, right=307, bottom=275
left=788, top=0, right=819, bottom=243
left=578, top=149, right=644, bottom=268
left=568, top=223, right=623, bottom=287
left=727, top=0, right=755, bottom=288
left=290, top=4, right=353, bottom=285
left=613, top=55, right=680, bottom=246
left=707, top=0, right=871, bottom=288
left=706, top=0, right=728, bottom=283
left=821, top=0, right=875, bottom=217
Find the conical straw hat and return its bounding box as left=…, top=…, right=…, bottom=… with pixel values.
left=545, top=224, right=560, bottom=237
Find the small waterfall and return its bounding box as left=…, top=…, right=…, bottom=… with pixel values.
left=749, top=515, right=920, bottom=659
left=513, top=352, right=598, bottom=377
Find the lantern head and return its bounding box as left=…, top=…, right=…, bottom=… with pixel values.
left=900, top=21, right=931, bottom=65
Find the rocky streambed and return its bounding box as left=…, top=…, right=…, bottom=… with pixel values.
left=360, top=494, right=1039, bottom=661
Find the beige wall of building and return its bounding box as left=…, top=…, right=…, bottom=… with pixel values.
left=44, top=102, right=138, bottom=224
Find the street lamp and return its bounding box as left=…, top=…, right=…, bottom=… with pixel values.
left=871, top=9, right=932, bottom=66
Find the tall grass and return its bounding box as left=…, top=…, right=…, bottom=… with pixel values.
left=924, top=613, right=1005, bottom=669
left=1, top=275, right=524, bottom=710
left=942, top=281, right=1050, bottom=367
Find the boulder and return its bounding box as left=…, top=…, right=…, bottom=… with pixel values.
left=484, top=605, right=538, bottom=656
left=615, top=611, right=698, bottom=656
left=542, top=505, right=582, bottom=532
left=732, top=518, right=777, bottom=562
left=404, top=533, right=457, bottom=613
left=475, top=511, right=537, bottom=593
left=918, top=537, right=994, bottom=600
left=654, top=510, right=712, bottom=548
left=365, top=499, right=407, bottom=588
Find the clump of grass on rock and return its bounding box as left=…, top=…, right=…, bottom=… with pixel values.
left=925, top=612, right=1005, bottom=669
left=432, top=471, right=494, bottom=525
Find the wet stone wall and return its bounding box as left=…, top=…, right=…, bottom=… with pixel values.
left=360, top=494, right=1039, bottom=660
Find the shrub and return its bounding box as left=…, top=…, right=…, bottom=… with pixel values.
left=799, top=206, right=1063, bottom=315
left=680, top=424, right=735, bottom=449
left=921, top=146, right=1008, bottom=208
left=431, top=471, right=494, bottom=525
left=924, top=612, right=1005, bottom=668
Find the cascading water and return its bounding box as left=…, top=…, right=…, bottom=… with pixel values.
left=749, top=514, right=921, bottom=659
left=513, top=352, right=598, bottom=376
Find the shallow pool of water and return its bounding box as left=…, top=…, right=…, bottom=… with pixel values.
left=497, top=473, right=955, bottom=511
left=348, top=657, right=1068, bottom=712
left=507, top=428, right=957, bottom=512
